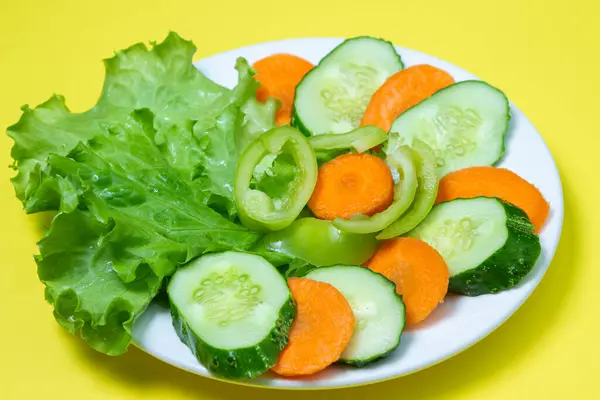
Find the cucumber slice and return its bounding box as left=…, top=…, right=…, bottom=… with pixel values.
left=377, top=139, right=439, bottom=239
left=305, top=266, right=405, bottom=366
left=408, top=197, right=541, bottom=296
left=389, top=80, right=510, bottom=177
left=292, top=37, right=403, bottom=136
left=168, top=252, right=295, bottom=379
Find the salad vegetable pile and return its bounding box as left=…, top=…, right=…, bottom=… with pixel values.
left=7, top=32, right=549, bottom=378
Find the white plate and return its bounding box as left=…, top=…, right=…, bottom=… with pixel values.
left=132, top=38, right=564, bottom=389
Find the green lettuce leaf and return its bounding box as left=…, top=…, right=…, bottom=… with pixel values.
left=7, top=32, right=278, bottom=355
left=284, top=258, right=318, bottom=278
left=236, top=97, right=278, bottom=153
left=31, top=110, right=262, bottom=354
left=156, top=59, right=276, bottom=218
left=9, top=32, right=275, bottom=220
left=37, top=210, right=177, bottom=355
left=251, top=152, right=298, bottom=201
left=32, top=109, right=262, bottom=275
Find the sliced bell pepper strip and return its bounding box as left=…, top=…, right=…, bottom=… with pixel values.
left=308, top=126, right=388, bottom=153
left=308, top=126, right=387, bottom=164
left=332, top=145, right=417, bottom=234
left=377, top=139, right=439, bottom=239
left=234, top=126, right=318, bottom=231
left=253, top=217, right=378, bottom=266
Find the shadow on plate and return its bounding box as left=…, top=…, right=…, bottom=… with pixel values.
left=60, top=167, right=577, bottom=400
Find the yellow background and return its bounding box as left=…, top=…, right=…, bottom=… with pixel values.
left=1, top=0, right=597, bottom=398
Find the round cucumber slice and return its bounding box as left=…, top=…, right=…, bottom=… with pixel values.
left=408, top=197, right=541, bottom=296
left=305, top=265, right=406, bottom=366
left=292, top=36, right=403, bottom=136
left=389, top=80, right=510, bottom=177
left=168, top=252, right=295, bottom=379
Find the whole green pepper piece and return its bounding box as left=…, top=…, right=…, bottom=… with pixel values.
left=333, top=145, right=418, bottom=234
left=253, top=217, right=378, bottom=266
left=234, top=126, right=318, bottom=231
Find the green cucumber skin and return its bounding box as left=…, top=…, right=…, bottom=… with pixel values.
left=448, top=199, right=541, bottom=296
left=170, top=297, right=296, bottom=379
left=343, top=345, right=399, bottom=368
left=290, top=107, right=312, bottom=138
left=291, top=36, right=404, bottom=137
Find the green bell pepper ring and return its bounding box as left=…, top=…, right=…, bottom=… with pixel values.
left=234, top=126, right=318, bottom=231
left=333, top=145, right=418, bottom=234
left=377, top=140, right=439, bottom=239
left=253, top=217, right=379, bottom=267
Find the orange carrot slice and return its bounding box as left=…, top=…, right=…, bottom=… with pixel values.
left=253, top=54, right=313, bottom=125
left=272, top=277, right=354, bottom=376
left=361, top=64, right=455, bottom=132
left=365, top=237, right=449, bottom=326
left=435, top=166, right=549, bottom=232
left=308, top=153, right=394, bottom=220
